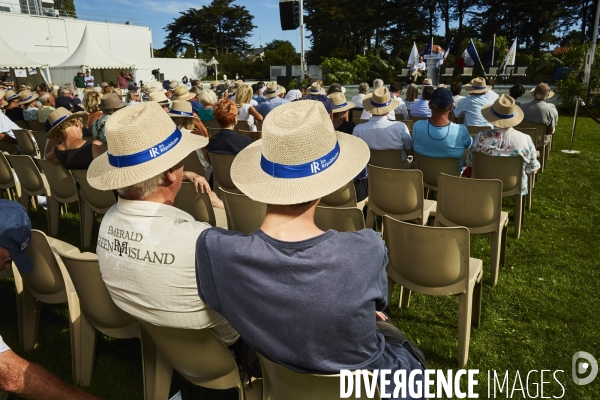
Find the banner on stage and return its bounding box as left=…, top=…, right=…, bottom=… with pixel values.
left=424, top=53, right=445, bottom=60
left=14, top=69, right=27, bottom=77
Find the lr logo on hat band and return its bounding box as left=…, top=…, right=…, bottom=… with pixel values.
left=261, top=141, right=340, bottom=179
left=108, top=128, right=182, bottom=168
left=572, top=351, right=598, bottom=385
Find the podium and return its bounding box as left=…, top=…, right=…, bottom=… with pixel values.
left=424, top=53, right=444, bottom=86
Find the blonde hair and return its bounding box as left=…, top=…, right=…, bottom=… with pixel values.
left=198, top=89, right=218, bottom=106
left=234, top=84, right=253, bottom=107
left=117, top=172, right=165, bottom=200
left=102, top=85, right=115, bottom=95
left=359, top=82, right=369, bottom=94
left=83, top=91, right=102, bottom=113
left=172, top=117, right=195, bottom=130
left=405, top=84, right=419, bottom=102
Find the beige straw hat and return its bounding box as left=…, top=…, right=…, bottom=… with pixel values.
left=149, top=91, right=172, bottom=106
left=4, top=90, right=18, bottom=101
left=0, top=90, right=6, bottom=102
left=362, top=87, right=400, bottom=115
left=100, top=93, right=125, bottom=111
left=306, top=82, right=326, bottom=96
left=480, top=94, right=524, bottom=128
left=172, top=86, right=196, bottom=101
left=230, top=100, right=369, bottom=205
left=263, top=82, right=282, bottom=99
left=17, top=90, right=39, bottom=105
left=464, top=77, right=491, bottom=94
left=530, top=86, right=555, bottom=99
left=210, top=81, right=219, bottom=90
left=168, top=101, right=194, bottom=119
left=87, top=102, right=208, bottom=190
left=328, top=92, right=355, bottom=113
left=168, top=80, right=179, bottom=90
left=421, top=78, right=434, bottom=87
left=45, top=107, right=88, bottom=138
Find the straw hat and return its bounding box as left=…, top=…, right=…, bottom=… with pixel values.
left=99, top=93, right=125, bottom=111
left=328, top=92, right=355, bottom=113
left=17, top=90, right=39, bottom=105
left=421, top=78, right=434, bottom=87
left=464, top=77, right=491, bottom=94
left=210, top=81, right=219, bottom=90
left=263, top=82, right=282, bottom=99
left=4, top=90, right=18, bottom=101
left=45, top=107, right=88, bottom=138
left=149, top=91, right=172, bottom=106
left=230, top=100, right=369, bottom=205
left=480, top=94, right=524, bottom=128
left=169, top=80, right=179, bottom=90
left=87, top=102, right=208, bottom=190
left=362, top=87, right=399, bottom=116
left=172, top=86, right=195, bottom=101
left=0, top=90, right=5, bottom=102
left=530, top=86, right=555, bottom=99
left=168, top=101, right=194, bottom=119
left=306, top=82, right=326, bottom=96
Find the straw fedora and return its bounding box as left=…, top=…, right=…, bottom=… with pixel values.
left=210, top=81, right=219, bottom=91
left=230, top=100, right=369, bottom=205
left=45, top=107, right=88, bottom=138
left=480, top=94, right=524, bottom=128
left=87, top=102, right=208, bottom=190
left=172, top=86, right=196, bottom=101
left=530, top=86, right=555, bottom=99
left=306, top=82, right=326, bottom=96
left=168, top=101, right=194, bottom=119
left=149, top=91, right=172, bottom=106
left=100, top=93, right=125, bottom=111
left=263, top=82, right=282, bottom=99
left=169, top=80, right=179, bottom=90
left=4, top=90, right=18, bottom=101
left=328, top=92, right=355, bottom=113
left=464, top=77, right=491, bottom=94
left=362, top=87, right=399, bottom=116
left=421, top=78, right=434, bottom=87
left=17, top=90, right=39, bottom=105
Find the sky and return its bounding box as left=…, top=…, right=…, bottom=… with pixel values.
left=73, top=0, right=308, bottom=51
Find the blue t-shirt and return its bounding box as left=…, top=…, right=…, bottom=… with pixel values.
left=190, top=100, right=202, bottom=116
left=413, top=120, right=472, bottom=171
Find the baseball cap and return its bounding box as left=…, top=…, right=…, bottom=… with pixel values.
left=0, top=200, right=33, bottom=274
left=162, top=80, right=171, bottom=91
left=128, top=82, right=139, bottom=91
left=215, top=84, right=228, bottom=97
left=430, top=88, right=453, bottom=109
left=251, top=83, right=261, bottom=93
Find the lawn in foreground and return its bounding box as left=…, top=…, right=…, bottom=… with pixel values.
left=0, top=115, right=598, bottom=399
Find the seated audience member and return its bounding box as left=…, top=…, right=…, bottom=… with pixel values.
left=520, top=83, right=558, bottom=138
left=413, top=88, right=472, bottom=172
left=255, top=82, right=290, bottom=118
left=278, top=86, right=287, bottom=99
left=0, top=201, right=99, bottom=400
left=509, top=84, right=526, bottom=105
left=37, top=92, right=56, bottom=123
left=205, top=99, right=253, bottom=158
left=149, top=91, right=172, bottom=112
left=326, top=83, right=343, bottom=95
left=234, top=84, right=263, bottom=132
left=451, top=78, right=494, bottom=128
left=4, top=90, right=24, bottom=122
left=197, top=89, right=218, bottom=120
left=45, top=108, right=106, bottom=170
left=189, top=86, right=203, bottom=113
left=0, top=95, right=21, bottom=145
left=285, top=86, right=305, bottom=102
left=409, top=86, right=434, bottom=118
left=389, top=83, right=409, bottom=120
left=18, top=90, right=39, bottom=121
left=352, top=82, right=369, bottom=109
left=467, top=95, right=540, bottom=195
left=126, top=84, right=140, bottom=106
left=328, top=92, right=356, bottom=134
left=485, top=79, right=500, bottom=102
left=251, top=83, right=266, bottom=104
left=215, top=84, right=230, bottom=102
left=451, top=81, right=465, bottom=106
left=92, top=93, right=124, bottom=143
left=360, top=79, right=385, bottom=119
left=195, top=100, right=425, bottom=387
left=83, top=91, right=103, bottom=138
left=404, top=83, right=419, bottom=115
left=353, top=87, right=414, bottom=165
left=88, top=102, right=238, bottom=345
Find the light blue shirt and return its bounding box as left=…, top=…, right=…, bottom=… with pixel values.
left=353, top=116, right=413, bottom=161
left=413, top=120, right=472, bottom=171
left=453, top=94, right=494, bottom=128
left=409, top=99, right=431, bottom=117
left=256, top=96, right=290, bottom=118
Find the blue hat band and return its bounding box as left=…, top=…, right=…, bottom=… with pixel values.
left=21, top=94, right=35, bottom=102
left=169, top=109, right=193, bottom=117
left=266, top=87, right=279, bottom=94
left=50, top=114, right=69, bottom=129
left=370, top=99, right=393, bottom=108
left=471, top=85, right=488, bottom=90
left=108, top=128, right=182, bottom=168
left=333, top=102, right=348, bottom=109
left=491, top=108, right=516, bottom=119
left=260, top=141, right=340, bottom=179
left=6, top=94, right=17, bottom=101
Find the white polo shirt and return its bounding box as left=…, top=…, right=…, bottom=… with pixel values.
left=97, top=198, right=238, bottom=345
left=0, top=335, right=9, bottom=353
left=353, top=116, right=413, bottom=161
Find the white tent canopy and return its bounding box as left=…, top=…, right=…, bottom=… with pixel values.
left=0, top=37, right=42, bottom=68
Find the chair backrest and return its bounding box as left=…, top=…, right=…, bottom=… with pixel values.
left=31, top=131, right=48, bottom=157
left=53, top=248, right=138, bottom=332
left=182, top=151, right=206, bottom=177
left=369, top=149, right=405, bottom=169
left=139, top=321, right=242, bottom=390
left=233, top=120, right=250, bottom=132
left=220, top=187, right=266, bottom=234
left=0, top=141, right=17, bottom=154
left=457, top=115, right=465, bottom=125
left=70, top=169, right=116, bottom=213
left=6, top=154, right=45, bottom=194
left=356, top=119, right=369, bottom=124
left=515, top=122, right=546, bottom=148
left=351, top=109, right=363, bottom=122
left=207, top=127, right=221, bottom=138
left=436, top=173, right=503, bottom=232
left=238, top=129, right=262, bottom=141
left=503, top=66, right=515, bottom=75
left=399, top=119, right=413, bottom=131
left=15, top=120, right=29, bottom=130
left=22, top=230, right=67, bottom=297
left=207, top=152, right=237, bottom=191
left=488, top=67, right=498, bottom=75
left=259, top=354, right=381, bottom=400
left=409, top=115, right=428, bottom=122
left=319, top=182, right=357, bottom=208
left=401, top=68, right=410, bottom=75
left=0, top=151, right=16, bottom=188
left=466, top=125, right=490, bottom=137
left=13, top=129, right=38, bottom=157
left=515, top=66, right=527, bottom=75
left=383, top=216, right=470, bottom=291
left=367, top=165, right=426, bottom=222
left=445, top=68, right=454, bottom=74
left=173, top=182, right=216, bottom=226
left=518, top=128, right=539, bottom=149
left=202, top=119, right=221, bottom=129
left=471, top=152, right=523, bottom=197
left=414, top=152, right=459, bottom=190
left=463, top=67, right=473, bottom=75
left=26, top=120, right=46, bottom=131
left=314, top=206, right=365, bottom=232
left=37, top=159, right=78, bottom=203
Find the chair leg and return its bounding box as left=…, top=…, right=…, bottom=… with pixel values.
left=82, top=203, right=94, bottom=249
left=513, top=195, right=523, bottom=239
left=19, top=193, right=31, bottom=215
left=387, top=278, right=395, bottom=307
left=490, top=231, right=501, bottom=286
left=14, top=268, right=41, bottom=350
left=140, top=328, right=173, bottom=400
left=399, top=287, right=411, bottom=309
left=471, top=280, right=483, bottom=328
left=77, top=310, right=98, bottom=386
left=457, top=293, right=473, bottom=368
left=500, top=224, right=508, bottom=266
left=47, top=197, right=60, bottom=237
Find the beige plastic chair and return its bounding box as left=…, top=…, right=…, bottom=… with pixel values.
left=11, top=230, right=80, bottom=379
left=383, top=216, right=483, bottom=367
left=409, top=115, right=428, bottom=123
left=351, top=109, right=363, bottom=123
left=511, top=66, right=528, bottom=84
left=202, top=119, right=221, bottom=129
left=356, top=118, right=369, bottom=124
left=238, top=129, right=262, bottom=141
left=0, top=140, right=18, bottom=154
left=369, top=149, right=405, bottom=169
left=413, top=152, right=459, bottom=195
left=441, top=67, right=454, bottom=81
left=13, top=129, right=39, bottom=157
left=258, top=354, right=381, bottom=400
left=71, top=169, right=117, bottom=248
left=457, top=115, right=465, bottom=125
left=220, top=187, right=266, bottom=234
left=207, top=151, right=238, bottom=191
left=26, top=120, right=46, bottom=131
left=207, top=127, right=221, bottom=137
left=37, top=159, right=79, bottom=233
left=518, top=128, right=539, bottom=210
left=14, top=120, right=30, bottom=130
left=485, top=67, right=499, bottom=79
left=498, top=66, right=514, bottom=83
left=471, top=152, right=527, bottom=239
left=366, top=165, right=436, bottom=229
left=399, top=119, right=413, bottom=132
left=234, top=120, right=251, bottom=132
left=461, top=67, right=473, bottom=80
left=319, top=181, right=357, bottom=208
left=435, top=173, right=508, bottom=286
left=182, top=151, right=206, bottom=177
left=516, top=121, right=547, bottom=173
left=32, top=131, right=48, bottom=158
left=0, top=151, right=20, bottom=200
left=314, top=206, right=365, bottom=232
left=466, top=126, right=490, bottom=138
left=173, top=181, right=216, bottom=226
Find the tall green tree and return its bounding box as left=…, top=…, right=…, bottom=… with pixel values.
left=54, top=0, right=76, bottom=17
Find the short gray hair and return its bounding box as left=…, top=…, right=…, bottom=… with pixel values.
left=59, top=87, right=71, bottom=97
left=39, top=93, right=51, bottom=104
left=116, top=172, right=165, bottom=200
left=373, top=79, right=384, bottom=89
left=533, top=83, right=550, bottom=101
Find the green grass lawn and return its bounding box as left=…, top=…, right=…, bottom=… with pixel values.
left=1, top=115, right=599, bottom=399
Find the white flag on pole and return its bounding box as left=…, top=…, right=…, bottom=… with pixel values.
left=407, top=42, right=419, bottom=68
left=503, top=38, right=517, bottom=70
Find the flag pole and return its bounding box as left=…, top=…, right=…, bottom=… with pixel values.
left=473, top=39, right=486, bottom=74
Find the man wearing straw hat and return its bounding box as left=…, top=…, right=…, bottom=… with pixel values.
left=255, top=82, right=290, bottom=118
left=521, top=83, right=558, bottom=138
left=0, top=90, right=20, bottom=146
left=88, top=102, right=238, bottom=345
left=91, top=92, right=125, bottom=144
left=195, top=100, right=425, bottom=392
left=451, top=77, right=494, bottom=128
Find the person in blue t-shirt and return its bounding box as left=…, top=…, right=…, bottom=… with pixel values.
left=413, top=88, right=472, bottom=173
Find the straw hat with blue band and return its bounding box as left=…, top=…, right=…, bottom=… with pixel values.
left=263, top=82, right=282, bottom=99
left=87, top=102, right=208, bottom=190
left=362, top=87, right=400, bottom=115
left=168, top=100, right=195, bottom=119
left=464, top=77, right=492, bottom=94
left=327, top=92, right=355, bottom=113
left=306, top=82, right=326, bottom=97
left=480, top=94, right=524, bottom=128
left=230, top=100, right=370, bottom=205
left=4, top=90, right=18, bottom=102
left=17, top=90, right=39, bottom=105
left=45, top=107, right=88, bottom=138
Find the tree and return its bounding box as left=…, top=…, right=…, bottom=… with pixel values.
left=54, top=0, right=76, bottom=17
left=153, top=47, right=177, bottom=58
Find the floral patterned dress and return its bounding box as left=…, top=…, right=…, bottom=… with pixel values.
left=467, top=127, right=540, bottom=195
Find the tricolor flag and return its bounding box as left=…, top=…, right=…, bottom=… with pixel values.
left=462, top=39, right=481, bottom=67
left=422, top=37, right=433, bottom=56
